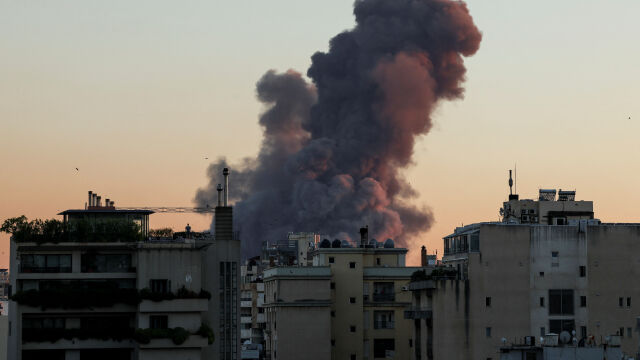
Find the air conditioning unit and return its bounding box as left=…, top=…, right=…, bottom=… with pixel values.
left=544, top=334, right=559, bottom=346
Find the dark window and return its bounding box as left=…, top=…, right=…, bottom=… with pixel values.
left=619, top=327, right=624, bottom=336
left=150, top=315, right=168, bottom=329
left=619, top=297, right=624, bottom=307
left=551, top=251, right=559, bottom=258
left=556, top=218, right=566, bottom=225
left=349, top=297, right=356, bottom=304
left=22, top=350, right=66, bottom=360
left=376, top=258, right=381, bottom=265
left=549, top=290, right=574, bottom=315
left=350, top=325, right=356, bottom=333
left=581, top=326, right=587, bottom=339
left=20, top=254, right=72, bottom=273
left=550, top=319, right=575, bottom=334
left=409, top=339, right=413, bottom=347
left=627, top=297, right=631, bottom=307
left=349, top=262, right=356, bottom=269
left=150, top=279, right=169, bottom=293
left=470, top=233, right=480, bottom=251
left=540, top=297, right=545, bottom=307
left=540, top=327, right=546, bottom=337
left=539, top=272, right=545, bottom=277
left=579, top=266, right=586, bottom=277
left=486, top=327, right=492, bottom=338
left=628, top=327, right=632, bottom=338
left=486, top=297, right=491, bottom=307
left=580, top=296, right=587, bottom=307
left=331, top=311, right=335, bottom=317
left=373, top=282, right=395, bottom=302
left=81, top=253, right=132, bottom=273
left=328, top=257, right=334, bottom=264
left=350, top=355, right=356, bottom=360
left=373, top=339, right=395, bottom=358
left=330, top=282, right=335, bottom=289
left=331, top=339, right=335, bottom=346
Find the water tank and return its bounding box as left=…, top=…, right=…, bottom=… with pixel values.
left=369, top=238, right=378, bottom=247
left=341, top=240, right=351, bottom=248
left=331, top=239, right=342, bottom=248
left=383, top=238, right=395, bottom=248
left=320, top=239, right=331, bottom=248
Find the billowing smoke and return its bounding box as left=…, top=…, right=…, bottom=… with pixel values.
left=195, top=0, right=481, bottom=257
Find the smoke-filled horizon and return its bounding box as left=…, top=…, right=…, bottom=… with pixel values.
left=195, top=0, right=481, bottom=258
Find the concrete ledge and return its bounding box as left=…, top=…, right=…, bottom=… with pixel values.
left=138, top=336, right=208, bottom=349
left=22, top=338, right=135, bottom=350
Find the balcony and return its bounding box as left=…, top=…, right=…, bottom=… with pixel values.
left=138, top=336, right=208, bottom=349
left=403, top=308, right=432, bottom=319
left=373, top=321, right=395, bottom=330
left=22, top=338, right=136, bottom=350
left=139, top=298, right=208, bottom=313
left=372, top=293, right=395, bottom=302
left=241, top=316, right=252, bottom=324
left=241, top=329, right=252, bottom=339
left=241, top=300, right=253, bottom=308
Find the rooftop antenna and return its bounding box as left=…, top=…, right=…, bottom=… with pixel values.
left=509, top=170, right=513, bottom=196
left=514, top=163, right=517, bottom=195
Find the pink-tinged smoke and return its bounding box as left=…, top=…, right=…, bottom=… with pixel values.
left=195, top=0, right=482, bottom=258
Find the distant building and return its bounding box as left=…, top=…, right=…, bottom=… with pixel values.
left=240, top=257, right=266, bottom=355
left=264, top=227, right=427, bottom=360
left=261, top=232, right=324, bottom=267
left=0, top=268, right=8, bottom=299
left=408, top=186, right=640, bottom=359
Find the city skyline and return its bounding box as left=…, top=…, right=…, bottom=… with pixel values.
left=2, top=0, right=640, bottom=269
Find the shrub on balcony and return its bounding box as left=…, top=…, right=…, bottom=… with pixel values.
left=22, top=327, right=135, bottom=344
left=196, top=323, right=215, bottom=344
left=133, top=326, right=194, bottom=345
left=11, top=284, right=140, bottom=310
left=140, top=286, right=211, bottom=302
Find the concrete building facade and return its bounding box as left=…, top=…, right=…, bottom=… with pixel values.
left=408, top=188, right=640, bottom=360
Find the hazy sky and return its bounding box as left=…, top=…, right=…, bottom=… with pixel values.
left=1, top=0, right=639, bottom=268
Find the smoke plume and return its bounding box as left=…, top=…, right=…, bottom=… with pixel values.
left=195, top=0, right=481, bottom=257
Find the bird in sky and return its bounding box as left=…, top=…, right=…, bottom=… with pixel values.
left=75, top=168, right=79, bottom=171
left=204, top=157, right=209, bottom=160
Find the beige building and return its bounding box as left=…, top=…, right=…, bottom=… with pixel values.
left=265, top=228, right=426, bottom=360
left=7, top=171, right=241, bottom=360
left=408, top=187, right=640, bottom=360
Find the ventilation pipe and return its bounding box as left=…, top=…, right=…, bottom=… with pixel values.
left=217, top=184, right=223, bottom=207
left=92, top=193, right=97, bottom=207
left=88, top=191, right=93, bottom=207
left=96, top=196, right=101, bottom=207
left=359, top=226, right=368, bottom=248
left=223, top=168, right=229, bottom=207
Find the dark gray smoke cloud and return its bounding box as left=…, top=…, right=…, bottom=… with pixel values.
left=195, top=0, right=481, bottom=257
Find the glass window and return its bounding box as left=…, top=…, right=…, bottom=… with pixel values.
left=150, top=279, right=169, bottom=293
left=373, top=311, right=395, bottom=329
left=549, top=290, right=574, bottom=315
left=373, top=282, right=395, bottom=302
left=550, top=319, right=575, bottom=334
left=373, top=339, right=394, bottom=358
left=150, top=315, right=168, bottom=329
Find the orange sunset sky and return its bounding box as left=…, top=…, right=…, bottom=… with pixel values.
left=1, top=0, right=640, bottom=268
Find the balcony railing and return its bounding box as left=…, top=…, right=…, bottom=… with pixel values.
left=372, top=293, right=395, bottom=302
left=403, top=308, right=432, bottom=320
left=373, top=321, right=395, bottom=329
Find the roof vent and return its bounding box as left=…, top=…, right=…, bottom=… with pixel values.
left=557, top=190, right=576, bottom=201
left=539, top=189, right=556, bottom=201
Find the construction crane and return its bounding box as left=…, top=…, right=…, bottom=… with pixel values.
left=116, top=206, right=215, bottom=214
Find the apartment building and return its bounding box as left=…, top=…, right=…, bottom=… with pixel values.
left=240, top=258, right=266, bottom=354
left=265, top=227, right=426, bottom=360
left=408, top=186, right=640, bottom=360
left=7, top=168, right=240, bottom=360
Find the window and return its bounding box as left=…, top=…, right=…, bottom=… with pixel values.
left=373, top=339, right=394, bottom=358
left=330, top=282, right=335, bottom=289
left=328, top=257, right=335, bottom=264
left=550, top=319, right=575, bottom=334
left=363, top=282, right=369, bottom=301
left=486, top=297, right=491, bottom=307
left=349, top=297, right=356, bottom=304
left=486, top=327, right=492, bottom=338
left=331, top=311, right=335, bottom=317
left=409, top=339, right=413, bottom=347
left=373, top=311, right=394, bottom=329
left=539, top=272, right=545, bottom=277
left=150, top=279, right=170, bottom=294
left=540, top=327, right=546, bottom=337
left=619, top=297, right=624, bottom=307
left=580, top=296, right=587, bottom=307
left=349, top=262, right=356, bottom=269
left=540, top=297, right=545, bottom=307
left=376, top=258, right=381, bottom=265
left=619, top=327, right=624, bottom=336
left=150, top=315, right=168, bottom=329
left=20, top=254, right=72, bottom=273
left=579, top=266, right=586, bottom=277
left=373, top=282, right=395, bottom=302
left=350, top=355, right=356, bottom=360
left=350, top=325, right=356, bottom=333
left=581, top=326, right=587, bottom=339
left=81, top=253, right=132, bottom=273
left=627, top=297, right=631, bottom=307
left=549, top=290, right=574, bottom=315
left=331, top=339, right=335, bottom=346
left=470, top=233, right=480, bottom=251
left=551, top=251, right=559, bottom=258
left=628, top=327, right=632, bottom=338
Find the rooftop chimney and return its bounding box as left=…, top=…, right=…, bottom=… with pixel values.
left=88, top=191, right=93, bottom=207
left=217, top=184, right=223, bottom=207
left=92, top=193, right=97, bottom=207
left=421, top=245, right=427, bottom=267
left=359, top=226, right=368, bottom=248
left=96, top=195, right=101, bottom=207
left=223, top=168, right=230, bottom=207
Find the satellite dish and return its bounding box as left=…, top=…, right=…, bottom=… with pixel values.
left=559, top=331, right=571, bottom=344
